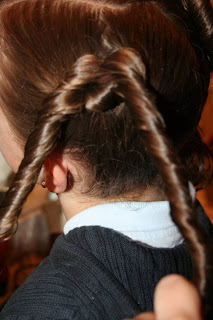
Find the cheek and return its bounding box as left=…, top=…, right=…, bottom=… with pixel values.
left=0, top=141, right=23, bottom=173
left=0, top=113, right=24, bottom=173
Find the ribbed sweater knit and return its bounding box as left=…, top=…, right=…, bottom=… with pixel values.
left=1, top=202, right=212, bottom=320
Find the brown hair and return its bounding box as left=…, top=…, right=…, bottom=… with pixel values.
left=0, top=0, right=212, bottom=315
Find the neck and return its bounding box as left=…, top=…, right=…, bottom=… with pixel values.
left=59, top=186, right=167, bottom=221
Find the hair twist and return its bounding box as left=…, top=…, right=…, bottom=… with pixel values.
left=0, top=54, right=105, bottom=238
left=0, top=47, right=213, bottom=315
left=100, top=49, right=213, bottom=308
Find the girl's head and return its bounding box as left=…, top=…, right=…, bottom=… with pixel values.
left=0, top=0, right=212, bottom=312
left=0, top=0, right=212, bottom=193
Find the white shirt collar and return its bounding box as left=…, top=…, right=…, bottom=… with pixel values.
left=64, top=201, right=183, bottom=248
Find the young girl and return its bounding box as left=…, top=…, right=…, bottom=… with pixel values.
left=0, top=0, right=213, bottom=319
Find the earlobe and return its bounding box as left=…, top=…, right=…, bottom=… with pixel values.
left=44, top=156, right=68, bottom=194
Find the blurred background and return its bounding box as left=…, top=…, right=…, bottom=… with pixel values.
left=0, top=77, right=212, bottom=308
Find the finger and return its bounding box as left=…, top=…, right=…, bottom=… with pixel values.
left=154, top=274, right=202, bottom=320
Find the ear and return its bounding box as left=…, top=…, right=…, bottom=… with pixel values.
left=43, top=154, right=69, bottom=194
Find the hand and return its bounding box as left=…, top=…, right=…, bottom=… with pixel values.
left=126, top=274, right=202, bottom=320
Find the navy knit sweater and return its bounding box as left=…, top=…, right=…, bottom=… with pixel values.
left=1, top=203, right=212, bottom=320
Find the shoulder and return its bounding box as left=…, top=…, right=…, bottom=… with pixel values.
left=0, top=235, right=85, bottom=319
left=0, top=231, right=142, bottom=320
